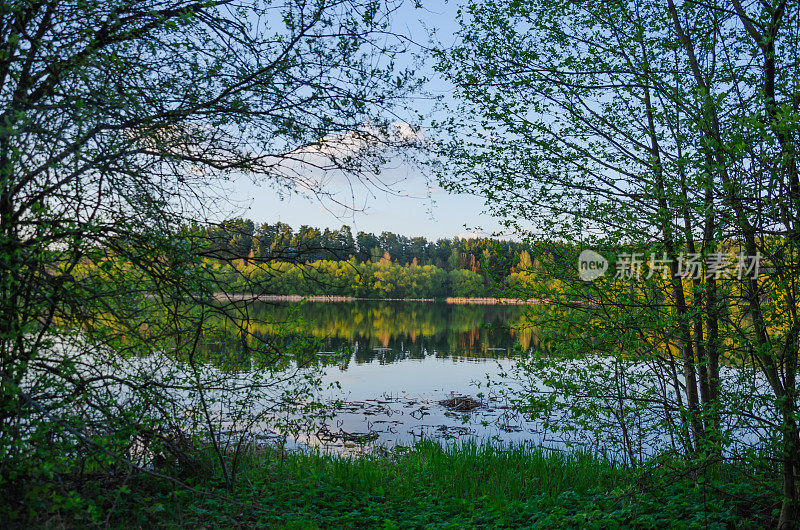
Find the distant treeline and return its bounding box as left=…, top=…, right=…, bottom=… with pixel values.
left=192, top=219, right=535, bottom=275
left=190, top=219, right=540, bottom=297
left=212, top=259, right=544, bottom=298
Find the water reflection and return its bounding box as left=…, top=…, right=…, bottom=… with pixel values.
left=214, top=301, right=558, bottom=453
left=123, top=300, right=762, bottom=459
left=210, top=301, right=539, bottom=363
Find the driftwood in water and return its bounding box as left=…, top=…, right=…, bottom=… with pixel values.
left=439, top=395, right=481, bottom=412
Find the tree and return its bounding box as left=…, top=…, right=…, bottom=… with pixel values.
left=449, top=269, right=484, bottom=297
left=437, top=0, right=800, bottom=524
left=379, top=231, right=409, bottom=264
left=271, top=222, right=296, bottom=258
left=209, top=218, right=255, bottom=259
left=517, top=250, right=532, bottom=271
left=292, top=225, right=323, bottom=261
left=356, top=231, right=380, bottom=262
left=448, top=246, right=460, bottom=270
left=334, top=225, right=356, bottom=259
left=252, top=222, right=277, bottom=258
left=409, top=236, right=429, bottom=264
left=0, top=0, right=418, bottom=511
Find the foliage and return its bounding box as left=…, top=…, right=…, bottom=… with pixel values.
left=2, top=441, right=778, bottom=528
left=180, top=218, right=553, bottom=298
left=194, top=218, right=534, bottom=272
left=0, top=0, right=418, bottom=511
left=227, top=257, right=485, bottom=298
left=435, top=0, right=800, bottom=524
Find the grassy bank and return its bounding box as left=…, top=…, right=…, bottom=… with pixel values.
left=6, top=442, right=779, bottom=528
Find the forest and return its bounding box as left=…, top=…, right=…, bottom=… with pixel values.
left=2, top=0, right=799, bottom=528
left=192, top=219, right=538, bottom=298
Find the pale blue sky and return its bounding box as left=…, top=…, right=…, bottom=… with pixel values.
left=227, top=161, right=508, bottom=240
left=223, top=0, right=508, bottom=240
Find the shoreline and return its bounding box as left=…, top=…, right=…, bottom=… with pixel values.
left=211, top=293, right=543, bottom=305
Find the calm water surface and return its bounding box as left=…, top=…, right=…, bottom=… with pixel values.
left=194, top=300, right=763, bottom=459
left=239, top=301, right=564, bottom=452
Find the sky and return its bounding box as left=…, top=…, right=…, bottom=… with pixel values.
left=227, top=162, right=507, bottom=241
left=222, top=0, right=510, bottom=241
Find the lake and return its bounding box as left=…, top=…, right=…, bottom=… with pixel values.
left=196, top=300, right=766, bottom=459
left=38, top=299, right=766, bottom=462
left=203, top=300, right=578, bottom=453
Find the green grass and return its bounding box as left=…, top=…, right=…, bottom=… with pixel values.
left=3, top=441, right=780, bottom=528
left=234, top=441, right=617, bottom=501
